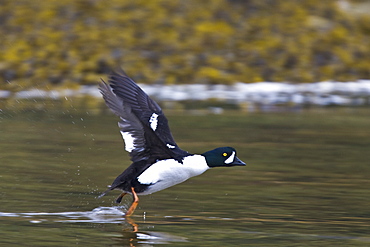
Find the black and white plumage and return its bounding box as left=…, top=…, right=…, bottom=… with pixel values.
left=98, top=70, right=246, bottom=216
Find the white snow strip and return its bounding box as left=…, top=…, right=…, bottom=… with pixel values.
left=6, top=80, right=370, bottom=106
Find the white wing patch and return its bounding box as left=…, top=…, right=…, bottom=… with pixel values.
left=120, top=131, right=135, bottom=152
left=225, top=151, right=235, bottom=164
left=167, top=143, right=176, bottom=149
left=149, top=113, right=159, bottom=131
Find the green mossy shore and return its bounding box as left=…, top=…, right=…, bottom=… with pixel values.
left=1, top=0, right=369, bottom=92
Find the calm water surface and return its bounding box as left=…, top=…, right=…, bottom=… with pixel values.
left=1, top=104, right=370, bottom=246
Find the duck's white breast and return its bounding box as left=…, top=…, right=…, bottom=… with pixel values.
left=137, top=155, right=209, bottom=195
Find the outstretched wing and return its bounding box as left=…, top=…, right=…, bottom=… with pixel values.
left=99, top=70, right=189, bottom=162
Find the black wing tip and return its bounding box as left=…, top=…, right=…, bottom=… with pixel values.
left=98, top=79, right=109, bottom=91
left=111, top=68, right=128, bottom=77
left=98, top=68, right=130, bottom=87
left=109, top=69, right=131, bottom=83
left=106, top=70, right=140, bottom=92
left=98, top=69, right=139, bottom=100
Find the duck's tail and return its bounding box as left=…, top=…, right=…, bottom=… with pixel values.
left=97, top=187, right=128, bottom=204
left=96, top=186, right=112, bottom=199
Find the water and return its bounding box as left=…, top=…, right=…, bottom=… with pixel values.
left=1, top=104, right=370, bottom=246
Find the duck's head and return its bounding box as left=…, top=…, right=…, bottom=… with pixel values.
left=202, top=147, right=246, bottom=168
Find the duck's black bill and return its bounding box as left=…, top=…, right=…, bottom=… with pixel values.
left=232, top=157, right=246, bottom=166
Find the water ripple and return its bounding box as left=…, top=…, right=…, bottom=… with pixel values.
left=0, top=206, right=127, bottom=223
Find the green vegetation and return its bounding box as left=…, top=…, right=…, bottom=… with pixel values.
left=1, top=0, right=369, bottom=90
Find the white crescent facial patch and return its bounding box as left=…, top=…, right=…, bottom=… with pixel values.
left=225, top=151, right=235, bottom=164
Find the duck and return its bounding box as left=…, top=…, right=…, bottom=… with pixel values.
left=98, top=70, right=246, bottom=216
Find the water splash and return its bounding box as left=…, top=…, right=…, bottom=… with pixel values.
left=0, top=207, right=189, bottom=244
left=0, top=206, right=127, bottom=224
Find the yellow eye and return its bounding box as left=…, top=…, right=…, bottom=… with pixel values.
left=223, top=152, right=228, bottom=157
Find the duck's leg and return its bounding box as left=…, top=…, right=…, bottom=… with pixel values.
left=115, top=192, right=127, bottom=203
left=125, top=187, right=139, bottom=217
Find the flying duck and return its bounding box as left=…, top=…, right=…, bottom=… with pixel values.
left=98, top=71, right=246, bottom=216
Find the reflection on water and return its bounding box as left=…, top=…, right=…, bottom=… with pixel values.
left=1, top=206, right=369, bottom=246
left=1, top=106, right=370, bottom=246
left=0, top=207, right=188, bottom=245
left=0, top=207, right=127, bottom=224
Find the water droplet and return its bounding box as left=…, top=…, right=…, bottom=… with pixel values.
left=30, top=220, right=43, bottom=223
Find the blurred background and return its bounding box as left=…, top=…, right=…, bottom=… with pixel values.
left=1, top=0, right=369, bottom=89
left=1, top=0, right=370, bottom=111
